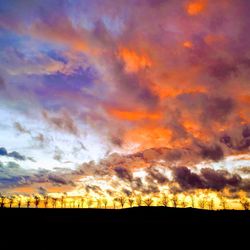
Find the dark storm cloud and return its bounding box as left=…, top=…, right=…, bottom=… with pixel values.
left=122, top=188, right=132, bottom=196
left=0, top=148, right=8, bottom=156
left=146, top=167, right=168, bottom=184
left=85, top=184, right=102, bottom=194
left=0, top=161, right=31, bottom=188
left=131, top=177, right=143, bottom=190
left=141, top=184, right=160, bottom=194
left=8, top=151, right=26, bottom=161
left=203, top=97, right=235, bottom=123
left=242, top=126, right=250, bottom=138
left=114, top=166, right=133, bottom=182
left=172, top=166, right=246, bottom=192
left=173, top=166, right=204, bottom=190
left=200, top=145, right=224, bottom=161
left=220, top=127, right=250, bottom=151
left=0, top=161, right=77, bottom=189
left=240, top=179, right=250, bottom=192
left=0, top=147, right=26, bottom=161
left=200, top=168, right=241, bottom=190
left=48, top=174, right=74, bottom=186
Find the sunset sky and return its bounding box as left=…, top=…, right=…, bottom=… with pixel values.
left=0, top=0, right=250, bottom=203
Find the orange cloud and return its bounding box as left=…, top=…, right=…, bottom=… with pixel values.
left=29, top=18, right=102, bottom=55
left=109, top=108, right=162, bottom=121
left=183, top=41, right=193, bottom=48
left=186, top=0, right=207, bottom=16
left=238, top=96, right=250, bottom=123
left=124, top=126, right=172, bottom=151
left=12, top=186, right=36, bottom=194
left=240, top=95, right=250, bottom=104
left=182, top=120, right=208, bottom=141
left=118, top=47, right=152, bottom=73
left=204, top=34, right=225, bottom=45
left=151, top=83, right=207, bottom=100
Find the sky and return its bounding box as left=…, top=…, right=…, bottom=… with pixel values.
left=0, top=0, right=250, bottom=202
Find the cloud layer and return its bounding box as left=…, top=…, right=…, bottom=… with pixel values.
left=0, top=0, right=250, bottom=198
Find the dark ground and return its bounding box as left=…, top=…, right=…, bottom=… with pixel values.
left=0, top=206, right=249, bottom=225
left=0, top=207, right=247, bottom=250
left=0, top=207, right=250, bottom=245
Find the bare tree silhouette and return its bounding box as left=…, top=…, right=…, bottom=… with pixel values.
left=87, top=198, right=93, bottom=208
left=102, top=198, right=108, bottom=209
left=34, top=196, right=40, bottom=208
left=72, top=199, right=76, bottom=208
left=44, top=195, right=49, bottom=208
left=172, top=194, right=178, bottom=208
left=190, top=194, right=195, bottom=208
left=144, top=197, right=153, bottom=207
left=208, top=198, right=214, bottom=210
left=161, top=194, right=169, bottom=207
left=198, top=196, right=206, bottom=209
left=180, top=196, right=187, bottom=208
left=136, top=195, right=142, bottom=207
left=18, top=198, right=21, bottom=208
left=60, top=196, right=65, bottom=208
left=81, top=197, right=85, bottom=208
left=112, top=198, right=117, bottom=209
left=96, top=198, right=102, bottom=208
left=240, top=197, right=250, bottom=210
left=117, top=196, right=126, bottom=208
left=0, top=194, right=6, bottom=208
left=128, top=197, right=134, bottom=208
left=26, top=197, right=31, bottom=208
left=9, top=196, right=14, bottom=208
left=219, top=195, right=227, bottom=210
left=51, top=197, right=58, bottom=208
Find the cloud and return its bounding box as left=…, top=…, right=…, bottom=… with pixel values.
left=1, top=0, right=250, bottom=196
left=37, top=186, right=47, bottom=195
left=146, top=167, right=168, bottom=184
left=200, top=168, right=241, bottom=190
left=114, top=166, right=133, bottom=182
left=199, top=145, right=224, bottom=161
left=220, top=127, right=250, bottom=151
left=53, top=147, right=64, bottom=162
left=172, top=166, right=245, bottom=192
left=237, top=167, right=250, bottom=175
left=48, top=174, right=74, bottom=186
left=43, top=110, right=79, bottom=135
left=173, top=166, right=204, bottom=190
left=85, top=184, right=102, bottom=194
left=33, top=133, right=45, bottom=144
left=0, top=161, right=77, bottom=190
left=0, top=76, right=5, bottom=89
left=14, top=122, right=31, bottom=134
left=0, top=161, right=31, bottom=188
left=0, top=147, right=26, bottom=161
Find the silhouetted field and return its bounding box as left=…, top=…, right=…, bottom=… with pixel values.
left=1, top=207, right=248, bottom=247
left=1, top=207, right=249, bottom=226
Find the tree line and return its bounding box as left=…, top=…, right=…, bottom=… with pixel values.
left=0, top=192, right=249, bottom=210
